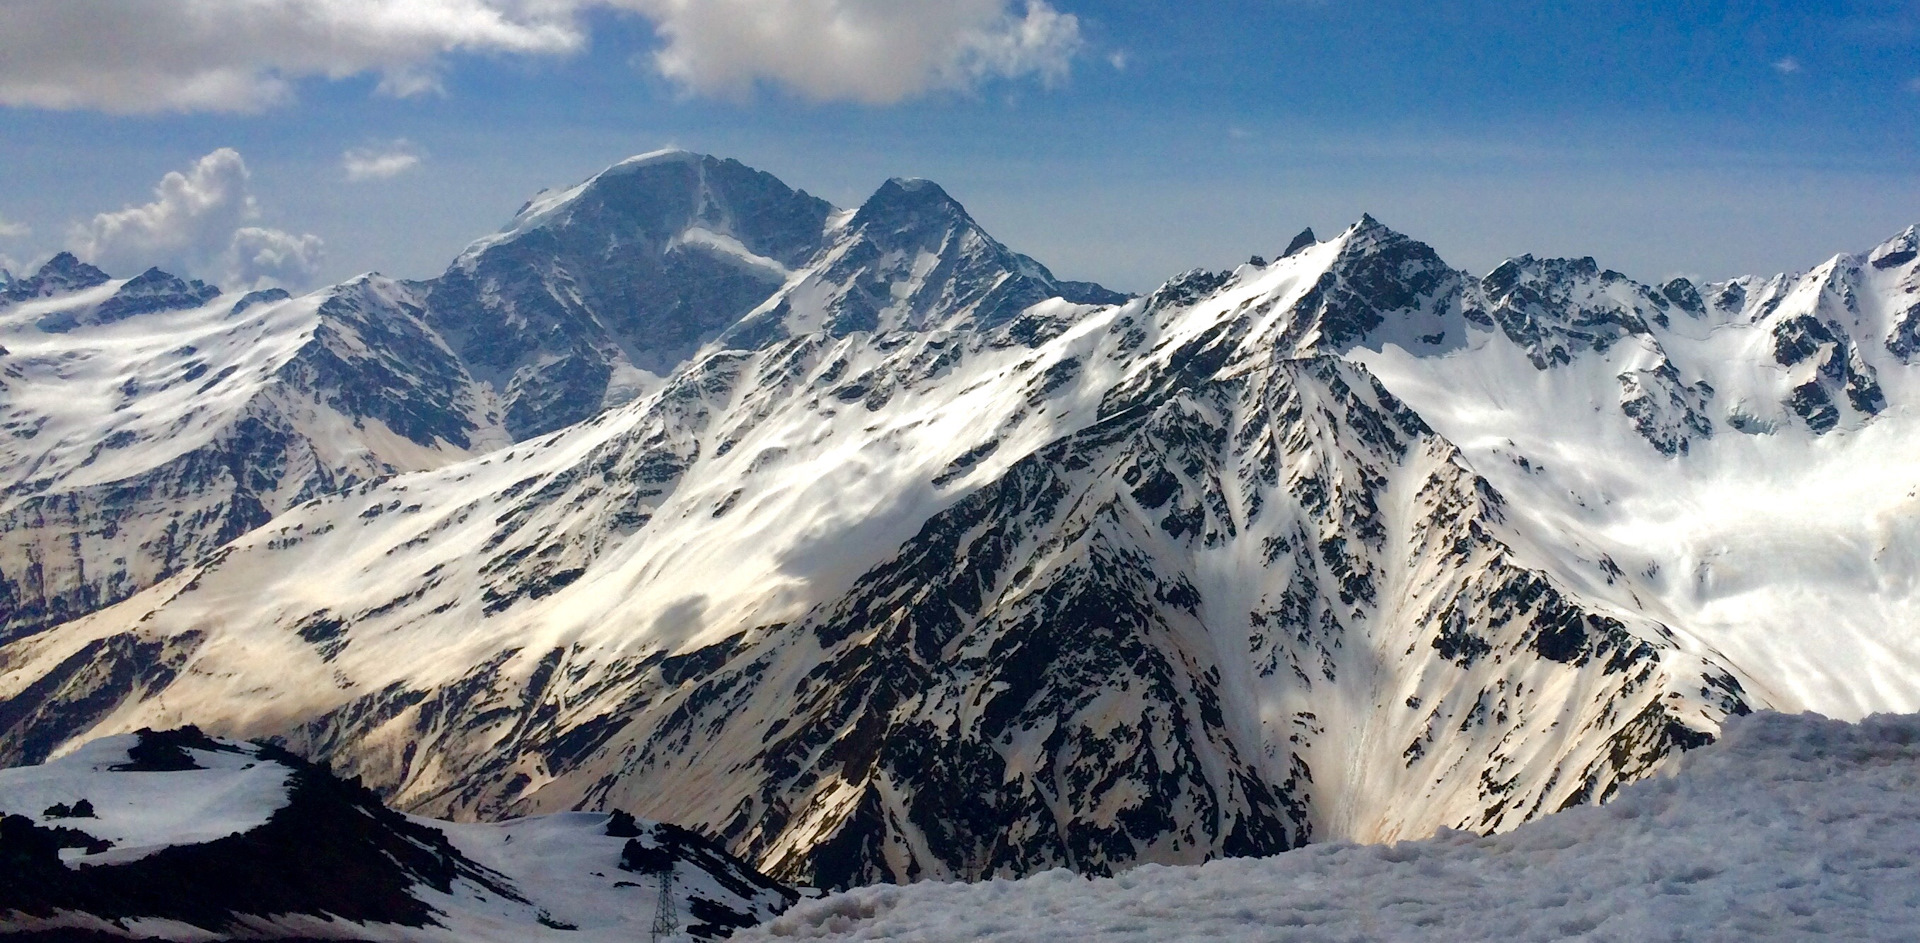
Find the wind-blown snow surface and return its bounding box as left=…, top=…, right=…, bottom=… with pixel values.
left=748, top=711, right=1920, bottom=943
left=0, top=733, right=291, bottom=866
left=4, top=151, right=1920, bottom=890
left=0, top=262, right=502, bottom=643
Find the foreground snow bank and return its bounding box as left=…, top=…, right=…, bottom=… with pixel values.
left=748, top=711, right=1920, bottom=942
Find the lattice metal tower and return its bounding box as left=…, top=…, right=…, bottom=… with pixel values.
left=650, top=865, right=678, bottom=943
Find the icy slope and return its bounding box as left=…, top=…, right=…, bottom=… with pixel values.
left=0, top=727, right=796, bottom=941
left=747, top=710, right=1920, bottom=943
left=1350, top=224, right=1920, bottom=719
left=0, top=262, right=501, bottom=643
left=0, top=219, right=1753, bottom=886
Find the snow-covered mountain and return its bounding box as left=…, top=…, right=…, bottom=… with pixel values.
left=423, top=150, right=1117, bottom=440
left=0, top=726, right=796, bottom=941
left=0, top=151, right=1120, bottom=646
left=2, top=151, right=1919, bottom=892
left=0, top=261, right=500, bottom=644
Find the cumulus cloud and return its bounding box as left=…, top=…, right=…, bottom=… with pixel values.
left=0, top=215, right=28, bottom=239
left=0, top=0, right=582, bottom=113
left=343, top=140, right=427, bottom=181
left=1772, top=56, right=1803, bottom=74
left=229, top=227, right=327, bottom=288
left=69, top=148, right=325, bottom=291
left=629, top=0, right=1084, bottom=103
left=0, top=0, right=1085, bottom=112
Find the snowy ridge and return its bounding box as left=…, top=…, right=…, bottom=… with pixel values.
left=1353, top=222, right=1920, bottom=718
left=0, top=266, right=501, bottom=643
left=0, top=153, right=1118, bottom=644
left=0, top=726, right=797, bottom=941
left=2, top=152, right=1919, bottom=892
left=746, top=710, right=1920, bottom=943
left=1, top=215, right=1761, bottom=887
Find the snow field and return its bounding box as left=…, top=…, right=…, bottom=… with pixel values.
left=0, top=735, right=290, bottom=866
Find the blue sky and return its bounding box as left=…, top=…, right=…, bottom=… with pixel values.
left=1, top=1, right=1916, bottom=293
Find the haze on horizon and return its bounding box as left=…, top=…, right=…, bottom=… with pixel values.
left=0, top=0, right=1916, bottom=294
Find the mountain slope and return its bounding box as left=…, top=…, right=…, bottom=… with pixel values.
left=0, top=153, right=1122, bottom=646
left=748, top=710, right=1920, bottom=943
left=1353, top=223, right=1920, bottom=718
left=0, top=218, right=1783, bottom=888
left=0, top=266, right=500, bottom=643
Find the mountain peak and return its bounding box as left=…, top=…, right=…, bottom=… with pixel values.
left=1282, top=228, right=1318, bottom=257
left=1869, top=224, right=1919, bottom=270
left=34, top=251, right=111, bottom=289
left=1338, top=213, right=1422, bottom=253
left=430, top=153, right=837, bottom=438
left=2, top=250, right=111, bottom=303
left=609, top=147, right=706, bottom=170
left=32, top=264, right=222, bottom=333
left=850, top=176, right=973, bottom=236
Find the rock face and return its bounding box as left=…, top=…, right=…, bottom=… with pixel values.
left=3, top=153, right=1919, bottom=893
left=426, top=152, right=838, bottom=440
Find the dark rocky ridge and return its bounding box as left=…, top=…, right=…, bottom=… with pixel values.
left=1, top=254, right=110, bottom=305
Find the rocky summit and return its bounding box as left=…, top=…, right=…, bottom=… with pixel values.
left=2, top=154, right=1919, bottom=891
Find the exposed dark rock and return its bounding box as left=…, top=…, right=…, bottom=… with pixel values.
left=1283, top=228, right=1318, bottom=258
left=2, top=253, right=110, bottom=304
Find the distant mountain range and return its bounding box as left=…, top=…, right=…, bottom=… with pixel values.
left=2, top=150, right=1917, bottom=889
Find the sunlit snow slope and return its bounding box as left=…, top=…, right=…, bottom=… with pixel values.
left=0, top=151, right=1115, bottom=647
left=0, top=258, right=501, bottom=642
left=0, top=153, right=1916, bottom=891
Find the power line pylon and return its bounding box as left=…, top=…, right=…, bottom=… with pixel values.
left=649, top=864, right=678, bottom=943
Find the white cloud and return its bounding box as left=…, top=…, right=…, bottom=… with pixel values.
left=0, top=0, right=583, bottom=114
left=343, top=140, right=427, bottom=182
left=69, top=148, right=325, bottom=291
left=0, top=215, right=27, bottom=239
left=628, top=0, right=1085, bottom=103
left=0, top=0, right=1085, bottom=112
left=1773, top=56, right=1802, bottom=74
left=229, top=227, right=326, bottom=289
